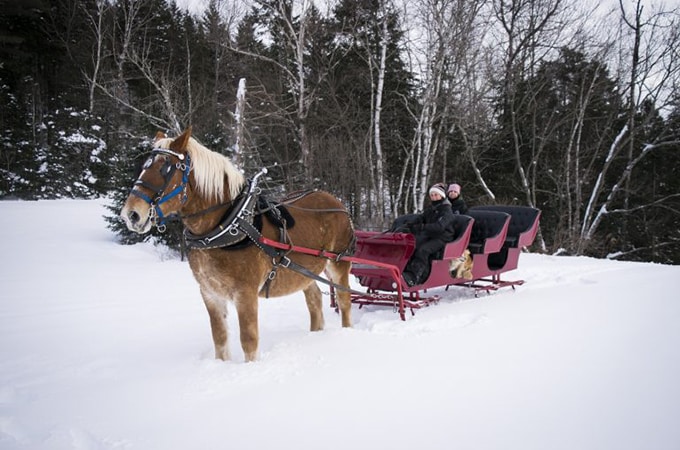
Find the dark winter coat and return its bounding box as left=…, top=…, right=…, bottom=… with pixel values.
left=412, top=198, right=456, bottom=242
left=449, top=196, right=467, bottom=215
left=400, top=198, right=456, bottom=285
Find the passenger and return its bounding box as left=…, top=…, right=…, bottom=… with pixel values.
left=447, top=183, right=468, bottom=214
left=402, top=183, right=456, bottom=287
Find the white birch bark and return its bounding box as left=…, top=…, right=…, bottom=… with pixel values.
left=372, top=10, right=388, bottom=223
left=579, top=124, right=628, bottom=240
left=232, top=78, right=247, bottom=167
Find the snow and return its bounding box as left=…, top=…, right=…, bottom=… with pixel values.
left=1, top=198, right=679, bottom=450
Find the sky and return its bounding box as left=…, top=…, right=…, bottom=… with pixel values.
left=174, top=0, right=209, bottom=16
left=1, top=198, right=680, bottom=450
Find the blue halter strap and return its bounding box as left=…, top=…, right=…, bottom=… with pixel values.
left=130, top=148, right=192, bottom=231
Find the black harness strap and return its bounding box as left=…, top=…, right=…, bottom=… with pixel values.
left=183, top=189, right=255, bottom=250
left=236, top=219, right=364, bottom=297
left=180, top=166, right=360, bottom=297
left=183, top=171, right=267, bottom=249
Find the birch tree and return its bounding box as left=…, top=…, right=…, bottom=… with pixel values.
left=578, top=1, right=680, bottom=256
left=226, top=0, right=346, bottom=186
left=493, top=0, right=570, bottom=209
left=522, top=45, right=622, bottom=253
left=371, top=6, right=389, bottom=224
left=400, top=0, right=488, bottom=212
left=343, top=0, right=401, bottom=226
left=82, top=0, right=174, bottom=129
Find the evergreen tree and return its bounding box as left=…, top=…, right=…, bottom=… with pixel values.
left=33, top=107, right=108, bottom=198
left=492, top=48, right=625, bottom=252
left=320, top=0, right=415, bottom=219
left=0, top=0, right=54, bottom=198
left=0, top=0, right=105, bottom=198
left=0, top=73, right=36, bottom=197
left=606, top=98, right=680, bottom=263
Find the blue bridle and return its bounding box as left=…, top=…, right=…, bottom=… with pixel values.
left=130, top=147, right=192, bottom=232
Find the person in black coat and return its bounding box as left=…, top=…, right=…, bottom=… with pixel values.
left=447, top=183, right=468, bottom=214
left=402, top=183, right=456, bottom=287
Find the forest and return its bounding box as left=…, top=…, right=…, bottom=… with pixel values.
left=1, top=0, right=679, bottom=263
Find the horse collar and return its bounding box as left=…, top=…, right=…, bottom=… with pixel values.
left=183, top=182, right=259, bottom=250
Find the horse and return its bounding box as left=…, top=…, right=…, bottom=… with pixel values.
left=120, top=128, right=355, bottom=362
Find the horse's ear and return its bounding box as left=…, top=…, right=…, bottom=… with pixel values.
left=153, top=131, right=166, bottom=142
left=171, top=126, right=192, bottom=152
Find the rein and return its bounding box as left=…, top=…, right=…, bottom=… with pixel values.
left=180, top=198, right=239, bottom=220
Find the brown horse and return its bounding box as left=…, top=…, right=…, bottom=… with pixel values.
left=120, top=128, right=354, bottom=362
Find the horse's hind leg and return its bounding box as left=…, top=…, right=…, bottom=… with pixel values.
left=201, top=289, right=230, bottom=361
left=303, top=282, right=325, bottom=331
left=327, top=260, right=352, bottom=327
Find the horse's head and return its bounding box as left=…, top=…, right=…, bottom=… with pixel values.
left=121, top=128, right=193, bottom=234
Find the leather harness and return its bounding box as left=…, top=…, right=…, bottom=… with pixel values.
left=144, top=164, right=357, bottom=297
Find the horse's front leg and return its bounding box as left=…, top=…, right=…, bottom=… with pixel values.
left=201, top=288, right=230, bottom=361
left=235, top=293, right=260, bottom=362
left=201, top=289, right=231, bottom=361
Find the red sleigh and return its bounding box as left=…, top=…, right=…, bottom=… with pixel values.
left=347, top=206, right=541, bottom=320
left=261, top=205, right=540, bottom=321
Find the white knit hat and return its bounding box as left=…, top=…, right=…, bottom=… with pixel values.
left=428, top=184, right=447, bottom=198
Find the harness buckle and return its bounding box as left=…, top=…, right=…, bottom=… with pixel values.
left=279, top=256, right=292, bottom=268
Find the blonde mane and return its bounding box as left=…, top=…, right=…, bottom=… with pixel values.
left=155, top=136, right=245, bottom=202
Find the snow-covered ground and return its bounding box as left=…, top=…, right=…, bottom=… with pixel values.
left=1, top=199, right=679, bottom=450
